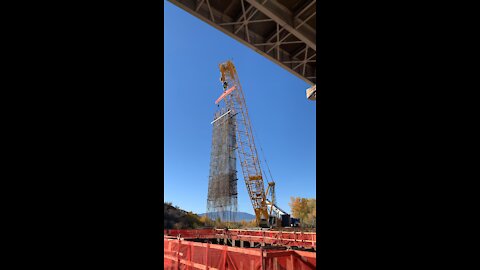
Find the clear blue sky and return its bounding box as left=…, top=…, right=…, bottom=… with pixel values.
left=164, top=1, right=316, bottom=215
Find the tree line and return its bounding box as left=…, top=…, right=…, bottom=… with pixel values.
left=289, top=197, right=316, bottom=228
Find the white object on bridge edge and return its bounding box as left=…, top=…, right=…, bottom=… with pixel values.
left=306, top=85, right=316, bottom=100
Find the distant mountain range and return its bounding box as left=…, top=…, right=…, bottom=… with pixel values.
left=199, top=211, right=256, bottom=221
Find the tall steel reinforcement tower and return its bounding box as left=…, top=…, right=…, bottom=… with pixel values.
left=206, top=107, right=238, bottom=223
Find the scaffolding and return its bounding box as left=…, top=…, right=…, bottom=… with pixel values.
left=206, top=107, right=238, bottom=223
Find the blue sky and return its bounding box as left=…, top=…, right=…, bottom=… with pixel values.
left=164, top=1, right=316, bottom=215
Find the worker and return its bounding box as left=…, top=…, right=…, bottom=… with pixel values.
left=223, top=81, right=228, bottom=91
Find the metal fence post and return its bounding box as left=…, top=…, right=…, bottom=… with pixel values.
left=223, top=245, right=228, bottom=270
left=177, top=239, right=181, bottom=270
left=188, top=242, right=191, bottom=270
left=205, top=242, right=209, bottom=270
left=261, top=249, right=266, bottom=270
left=301, top=231, right=304, bottom=246
left=289, top=254, right=294, bottom=270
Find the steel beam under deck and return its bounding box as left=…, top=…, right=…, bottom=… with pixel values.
left=166, top=0, right=316, bottom=86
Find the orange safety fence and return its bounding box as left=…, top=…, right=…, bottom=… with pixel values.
left=164, top=238, right=316, bottom=270
left=219, top=229, right=316, bottom=249
left=164, top=229, right=316, bottom=249
left=165, top=229, right=218, bottom=239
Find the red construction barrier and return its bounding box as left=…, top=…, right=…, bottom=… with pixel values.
left=164, top=238, right=316, bottom=270
left=214, top=229, right=316, bottom=249
left=164, top=229, right=316, bottom=249
left=164, top=229, right=217, bottom=239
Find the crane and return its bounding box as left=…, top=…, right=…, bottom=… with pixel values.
left=214, top=60, right=278, bottom=227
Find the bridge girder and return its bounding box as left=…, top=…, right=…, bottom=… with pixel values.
left=167, top=0, right=316, bottom=86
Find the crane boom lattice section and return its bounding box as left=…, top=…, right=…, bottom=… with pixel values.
left=219, top=61, right=269, bottom=226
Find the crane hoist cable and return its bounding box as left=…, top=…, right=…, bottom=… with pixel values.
left=251, top=124, right=275, bottom=185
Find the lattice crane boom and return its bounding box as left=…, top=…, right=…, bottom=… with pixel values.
left=216, top=60, right=272, bottom=227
